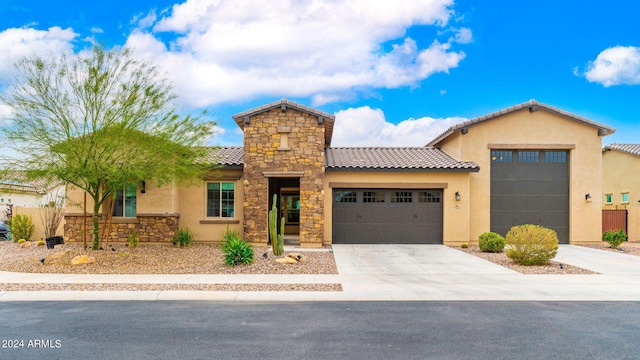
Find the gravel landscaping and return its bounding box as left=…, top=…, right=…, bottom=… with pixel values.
left=0, top=241, right=338, bottom=275
left=453, top=246, right=596, bottom=274
left=0, top=241, right=340, bottom=292
left=3, top=240, right=639, bottom=291
left=453, top=241, right=640, bottom=274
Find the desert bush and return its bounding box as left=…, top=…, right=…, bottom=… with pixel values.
left=127, top=231, right=139, bottom=249
left=17, top=238, right=26, bottom=244
left=461, top=243, right=468, bottom=249
left=602, top=229, right=626, bottom=249
left=478, top=232, right=506, bottom=253
left=36, top=240, right=45, bottom=246
left=173, top=227, right=195, bottom=247
left=221, top=238, right=254, bottom=266
left=7, top=214, right=35, bottom=241
left=505, top=224, right=559, bottom=265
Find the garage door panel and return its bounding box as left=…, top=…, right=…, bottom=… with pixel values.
left=491, top=150, right=569, bottom=244
left=333, top=189, right=442, bottom=244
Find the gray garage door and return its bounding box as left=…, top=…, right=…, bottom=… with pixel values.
left=490, top=150, right=569, bottom=243
left=332, top=189, right=443, bottom=244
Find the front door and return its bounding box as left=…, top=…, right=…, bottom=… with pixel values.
left=280, top=188, right=300, bottom=235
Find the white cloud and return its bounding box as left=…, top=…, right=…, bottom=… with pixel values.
left=126, top=0, right=467, bottom=107
left=0, top=103, right=14, bottom=125
left=583, top=46, right=640, bottom=86
left=332, top=106, right=466, bottom=147
left=0, top=27, right=77, bottom=82
left=454, top=27, right=473, bottom=44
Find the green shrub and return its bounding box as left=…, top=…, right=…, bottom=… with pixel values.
left=505, top=224, right=559, bottom=265
left=17, top=238, right=26, bottom=244
left=7, top=214, right=35, bottom=241
left=602, top=229, right=626, bottom=249
left=461, top=243, right=468, bottom=249
left=478, top=232, right=506, bottom=253
left=221, top=238, right=254, bottom=266
left=173, top=227, right=195, bottom=247
left=36, top=240, right=46, bottom=246
left=127, top=230, right=139, bottom=249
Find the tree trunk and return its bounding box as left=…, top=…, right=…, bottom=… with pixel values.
left=92, top=200, right=101, bottom=250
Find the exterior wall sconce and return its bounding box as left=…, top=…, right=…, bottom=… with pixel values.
left=455, top=191, right=461, bottom=202
left=585, top=193, right=591, bottom=203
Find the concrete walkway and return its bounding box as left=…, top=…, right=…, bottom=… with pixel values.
left=2, top=245, right=640, bottom=301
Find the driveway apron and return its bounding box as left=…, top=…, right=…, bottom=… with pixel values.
left=331, top=244, right=517, bottom=275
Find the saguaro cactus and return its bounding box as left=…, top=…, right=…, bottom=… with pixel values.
left=269, top=194, right=285, bottom=256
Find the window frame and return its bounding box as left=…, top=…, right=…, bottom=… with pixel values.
left=621, top=192, right=630, bottom=204
left=605, top=193, right=613, bottom=205
left=206, top=181, right=236, bottom=218
left=112, top=183, right=137, bottom=218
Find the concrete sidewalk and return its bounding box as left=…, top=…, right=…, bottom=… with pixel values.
left=2, top=245, right=640, bottom=301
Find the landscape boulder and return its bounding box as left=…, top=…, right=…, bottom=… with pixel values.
left=71, top=255, right=96, bottom=265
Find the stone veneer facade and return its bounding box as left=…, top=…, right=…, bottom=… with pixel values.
left=240, top=106, right=327, bottom=246
left=64, top=213, right=179, bottom=243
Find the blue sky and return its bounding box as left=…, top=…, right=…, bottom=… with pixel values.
left=1, top=0, right=639, bottom=148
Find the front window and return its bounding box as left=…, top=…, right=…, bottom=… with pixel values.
left=622, top=193, right=629, bottom=204
left=113, top=183, right=137, bottom=217
left=605, top=194, right=613, bottom=204
left=207, top=182, right=235, bottom=217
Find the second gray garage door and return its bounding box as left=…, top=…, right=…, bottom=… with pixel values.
left=490, top=150, right=569, bottom=243
left=332, top=189, right=443, bottom=244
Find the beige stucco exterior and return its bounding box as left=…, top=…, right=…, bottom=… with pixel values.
left=61, top=100, right=612, bottom=246
left=602, top=148, right=640, bottom=241
left=433, top=107, right=606, bottom=244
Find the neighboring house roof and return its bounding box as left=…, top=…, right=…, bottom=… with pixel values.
left=0, top=175, right=62, bottom=195
left=325, top=147, right=480, bottom=172
left=232, top=98, right=336, bottom=147
left=203, top=146, right=244, bottom=168
left=603, top=143, right=640, bottom=157
left=427, top=99, right=616, bottom=147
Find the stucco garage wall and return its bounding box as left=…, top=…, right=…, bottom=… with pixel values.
left=602, top=149, right=640, bottom=241
left=439, top=108, right=605, bottom=244
left=323, top=171, right=471, bottom=245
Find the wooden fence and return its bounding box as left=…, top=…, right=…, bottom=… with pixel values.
left=602, top=209, right=627, bottom=234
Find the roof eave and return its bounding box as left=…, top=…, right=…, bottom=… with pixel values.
left=325, top=167, right=480, bottom=173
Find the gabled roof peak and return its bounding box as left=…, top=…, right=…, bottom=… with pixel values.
left=427, top=100, right=616, bottom=147
left=232, top=98, right=335, bottom=147
left=232, top=98, right=334, bottom=122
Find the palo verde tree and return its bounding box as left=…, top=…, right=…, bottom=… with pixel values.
left=0, top=44, right=215, bottom=250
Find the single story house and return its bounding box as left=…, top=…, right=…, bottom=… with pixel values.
left=64, top=99, right=614, bottom=246
left=602, top=144, right=640, bottom=241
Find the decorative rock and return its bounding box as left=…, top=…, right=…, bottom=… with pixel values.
left=19, top=241, right=31, bottom=248
left=287, top=252, right=306, bottom=263
left=276, top=257, right=298, bottom=264
left=71, top=255, right=96, bottom=265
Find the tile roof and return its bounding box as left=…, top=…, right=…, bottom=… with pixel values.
left=325, top=147, right=480, bottom=171
left=426, top=99, right=616, bottom=146
left=206, top=146, right=480, bottom=172
left=604, top=143, right=640, bottom=157
left=232, top=98, right=336, bottom=147
left=0, top=175, right=62, bottom=194
left=202, top=146, right=244, bottom=167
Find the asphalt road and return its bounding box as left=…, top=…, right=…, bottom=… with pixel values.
left=1, top=301, right=638, bottom=360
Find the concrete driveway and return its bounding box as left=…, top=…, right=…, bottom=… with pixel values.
left=329, top=244, right=640, bottom=301
left=331, top=244, right=516, bottom=275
